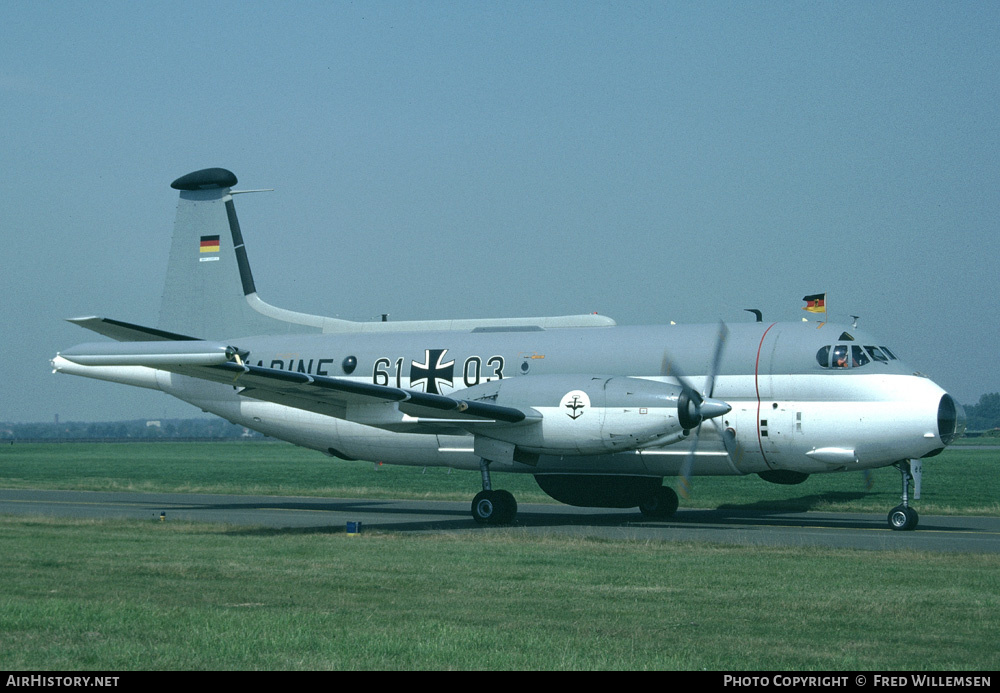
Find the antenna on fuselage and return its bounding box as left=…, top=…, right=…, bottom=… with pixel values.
left=744, top=309, right=762, bottom=323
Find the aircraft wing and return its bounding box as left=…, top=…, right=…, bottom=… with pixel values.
left=55, top=340, right=538, bottom=433
left=194, top=362, right=536, bottom=430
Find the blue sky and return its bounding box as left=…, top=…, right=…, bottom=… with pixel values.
left=3, top=1, right=998, bottom=422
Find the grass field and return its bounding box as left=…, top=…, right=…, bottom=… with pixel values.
left=1, top=441, right=998, bottom=515
left=1, top=441, right=998, bottom=670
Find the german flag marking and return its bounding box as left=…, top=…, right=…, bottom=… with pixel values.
left=200, top=235, right=220, bottom=253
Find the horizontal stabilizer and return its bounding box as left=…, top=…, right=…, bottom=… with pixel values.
left=68, top=316, right=199, bottom=342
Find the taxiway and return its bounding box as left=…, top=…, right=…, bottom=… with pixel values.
left=1, top=488, right=998, bottom=552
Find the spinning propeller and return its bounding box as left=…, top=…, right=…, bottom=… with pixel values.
left=661, top=321, right=731, bottom=498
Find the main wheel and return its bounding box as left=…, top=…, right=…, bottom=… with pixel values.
left=888, top=505, right=919, bottom=531
left=638, top=486, right=679, bottom=520
left=471, top=490, right=517, bottom=525
left=493, top=490, right=517, bottom=524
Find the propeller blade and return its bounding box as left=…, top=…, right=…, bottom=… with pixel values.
left=678, top=429, right=699, bottom=499
left=863, top=469, right=874, bottom=490
left=703, top=321, right=729, bottom=398
left=677, top=398, right=732, bottom=499
left=660, top=352, right=700, bottom=396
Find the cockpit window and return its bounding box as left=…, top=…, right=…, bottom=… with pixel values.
left=851, top=345, right=870, bottom=367
left=816, top=345, right=831, bottom=368
left=838, top=332, right=855, bottom=341
left=831, top=345, right=849, bottom=368
left=820, top=343, right=899, bottom=369
left=865, top=346, right=888, bottom=363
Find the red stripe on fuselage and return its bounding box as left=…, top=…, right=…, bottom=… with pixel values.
left=755, top=323, right=778, bottom=467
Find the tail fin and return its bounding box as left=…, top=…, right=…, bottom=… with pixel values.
left=159, top=168, right=325, bottom=339
left=159, top=168, right=618, bottom=339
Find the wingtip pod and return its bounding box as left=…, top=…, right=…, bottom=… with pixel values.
left=170, top=168, right=238, bottom=191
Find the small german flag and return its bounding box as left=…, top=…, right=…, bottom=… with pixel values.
left=200, top=235, right=220, bottom=253
left=802, top=293, right=826, bottom=313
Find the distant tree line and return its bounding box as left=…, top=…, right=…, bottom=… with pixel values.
left=965, top=393, right=1000, bottom=434
left=1, top=418, right=266, bottom=442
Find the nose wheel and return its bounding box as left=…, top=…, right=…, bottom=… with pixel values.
left=888, top=504, right=919, bottom=531
left=888, top=460, right=919, bottom=531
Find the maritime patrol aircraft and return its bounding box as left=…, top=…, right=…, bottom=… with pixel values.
left=53, top=168, right=965, bottom=531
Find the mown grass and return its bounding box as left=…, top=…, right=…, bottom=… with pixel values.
left=1, top=441, right=997, bottom=515
left=1, top=515, right=998, bottom=671
left=1, top=442, right=998, bottom=670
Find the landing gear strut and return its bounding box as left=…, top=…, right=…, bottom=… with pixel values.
left=888, top=460, right=919, bottom=531
left=471, top=459, right=517, bottom=525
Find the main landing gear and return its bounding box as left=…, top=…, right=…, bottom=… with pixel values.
left=888, top=459, right=919, bottom=531
left=471, top=459, right=518, bottom=525
left=638, top=485, right=679, bottom=520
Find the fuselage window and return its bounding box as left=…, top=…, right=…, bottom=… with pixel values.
left=851, top=345, right=870, bottom=367
left=865, top=346, right=888, bottom=363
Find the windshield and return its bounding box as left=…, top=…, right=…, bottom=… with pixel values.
left=817, top=343, right=899, bottom=369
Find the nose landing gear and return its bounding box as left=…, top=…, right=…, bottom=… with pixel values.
left=888, top=460, right=919, bottom=531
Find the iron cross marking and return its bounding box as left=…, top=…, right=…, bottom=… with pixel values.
left=410, top=349, right=455, bottom=395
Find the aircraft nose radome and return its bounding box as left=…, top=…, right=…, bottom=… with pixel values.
left=938, top=394, right=965, bottom=446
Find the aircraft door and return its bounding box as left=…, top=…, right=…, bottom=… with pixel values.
left=759, top=401, right=797, bottom=464
left=753, top=324, right=798, bottom=467
left=723, top=405, right=768, bottom=475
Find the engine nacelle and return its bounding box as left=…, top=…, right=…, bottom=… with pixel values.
left=458, top=375, right=699, bottom=456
